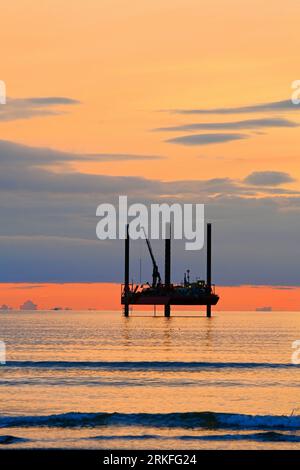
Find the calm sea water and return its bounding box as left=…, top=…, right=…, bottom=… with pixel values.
left=0, top=310, right=300, bottom=449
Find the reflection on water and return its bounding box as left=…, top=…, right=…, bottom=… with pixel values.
left=0, top=310, right=300, bottom=449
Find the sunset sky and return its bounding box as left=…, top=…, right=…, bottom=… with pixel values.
left=1, top=0, right=300, bottom=310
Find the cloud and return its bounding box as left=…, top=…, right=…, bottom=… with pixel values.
left=244, top=171, right=296, bottom=186
left=24, top=97, right=80, bottom=105
left=0, top=140, right=165, bottom=194
left=9, top=284, right=45, bottom=290
left=1, top=192, right=300, bottom=285
left=154, top=118, right=298, bottom=132
left=0, top=139, right=163, bottom=165
left=165, top=133, right=248, bottom=146
left=0, top=140, right=298, bottom=199
left=84, top=153, right=165, bottom=162
left=20, top=300, right=37, bottom=310
left=168, top=99, right=300, bottom=115
left=0, top=139, right=300, bottom=285
left=0, top=96, right=80, bottom=122
left=270, top=286, right=297, bottom=290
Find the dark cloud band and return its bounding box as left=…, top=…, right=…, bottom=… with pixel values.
left=155, top=117, right=298, bottom=132
left=168, top=99, right=300, bottom=115
left=165, top=133, right=248, bottom=146
left=0, top=96, right=80, bottom=122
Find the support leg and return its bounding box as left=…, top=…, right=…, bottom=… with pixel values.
left=123, top=224, right=130, bottom=317
left=165, top=304, right=171, bottom=317
left=206, top=223, right=212, bottom=318
left=206, top=304, right=211, bottom=318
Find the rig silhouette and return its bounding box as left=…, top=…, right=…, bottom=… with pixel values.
left=121, top=223, right=219, bottom=317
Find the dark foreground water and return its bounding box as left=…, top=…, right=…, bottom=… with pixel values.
left=0, top=310, right=300, bottom=449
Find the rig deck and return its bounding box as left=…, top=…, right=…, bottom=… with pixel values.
left=121, top=223, right=219, bottom=317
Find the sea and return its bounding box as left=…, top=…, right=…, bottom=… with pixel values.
left=0, top=310, right=300, bottom=449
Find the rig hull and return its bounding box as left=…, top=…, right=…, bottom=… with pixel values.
left=121, top=295, right=219, bottom=306
left=122, top=223, right=219, bottom=316
left=121, top=285, right=219, bottom=306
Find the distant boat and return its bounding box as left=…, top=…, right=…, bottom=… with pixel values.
left=20, top=300, right=38, bottom=311
left=0, top=304, right=12, bottom=312
left=52, top=306, right=72, bottom=311
left=256, top=306, right=272, bottom=312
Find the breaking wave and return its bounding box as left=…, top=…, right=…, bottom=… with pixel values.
left=3, top=361, right=295, bottom=371
left=89, top=432, right=300, bottom=443
left=0, top=435, right=29, bottom=444
left=1, top=411, right=300, bottom=431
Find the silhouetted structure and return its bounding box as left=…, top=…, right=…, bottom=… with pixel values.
left=121, top=223, right=219, bottom=317
left=164, top=225, right=171, bottom=317
left=124, top=224, right=130, bottom=317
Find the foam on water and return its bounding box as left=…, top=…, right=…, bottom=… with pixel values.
left=1, top=411, right=300, bottom=431
left=3, top=361, right=295, bottom=370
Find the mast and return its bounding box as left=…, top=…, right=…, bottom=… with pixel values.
left=142, top=228, right=162, bottom=288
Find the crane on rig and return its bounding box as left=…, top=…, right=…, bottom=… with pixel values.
left=142, top=227, right=162, bottom=288
left=122, top=223, right=219, bottom=317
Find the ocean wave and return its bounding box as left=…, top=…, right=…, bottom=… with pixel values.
left=3, top=361, right=295, bottom=371
left=1, top=378, right=298, bottom=389
left=0, top=435, right=29, bottom=444
left=178, top=431, right=300, bottom=442
left=1, top=411, right=300, bottom=431
left=89, top=432, right=300, bottom=443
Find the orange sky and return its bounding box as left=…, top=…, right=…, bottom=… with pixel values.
left=1, top=0, right=300, bottom=183
left=0, top=283, right=299, bottom=312
left=1, top=1, right=300, bottom=307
